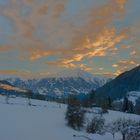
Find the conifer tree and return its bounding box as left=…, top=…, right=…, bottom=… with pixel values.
left=122, top=97, right=129, bottom=112
left=65, top=95, right=84, bottom=130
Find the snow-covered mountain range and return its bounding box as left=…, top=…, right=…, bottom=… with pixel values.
left=3, top=69, right=111, bottom=97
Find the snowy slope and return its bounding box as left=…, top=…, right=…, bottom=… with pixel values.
left=0, top=95, right=139, bottom=140
left=127, top=91, right=140, bottom=105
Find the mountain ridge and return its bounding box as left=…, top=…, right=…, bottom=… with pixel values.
left=95, top=66, right=140, bottom=100
left=0, top=80, right=30, bottom=96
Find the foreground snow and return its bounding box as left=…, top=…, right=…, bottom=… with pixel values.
left=0, top=96, right=139, bottom=140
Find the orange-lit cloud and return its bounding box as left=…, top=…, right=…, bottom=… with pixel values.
left=38, top=5, right=48, bottom=15
left=115, top=0, right=127, bottom=9
left=114, top=66, right=129, bottom=76
left=129, top=50, right=136, bottom=56
left=0, top=45, right=12, bottom=52
left=47, top=27, right=129, bottom=67
left=19, top=46, right=51, bottom=60
left=1, top=0, right=128, bottom=60
left=1, top=0, right=138, bottom=77
left=112, top=60, right=137, bottom=68
left=0, top=69, right=31, bottom=75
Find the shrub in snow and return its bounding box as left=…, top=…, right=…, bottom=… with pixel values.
left=86, top=116, right=105, bottom=134
left=65, top=95, right=85, bottom=130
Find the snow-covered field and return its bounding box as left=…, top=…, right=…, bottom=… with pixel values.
left=0, top=95, right=140, bottom=140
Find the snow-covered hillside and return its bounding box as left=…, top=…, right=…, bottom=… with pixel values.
left=4, top=69, right=111, bottom=96
left=0, top=95, right=139, bottom=140
left=128, top=91, right=140, bottom=105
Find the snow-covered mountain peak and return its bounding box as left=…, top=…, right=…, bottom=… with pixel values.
left=51, top=69, right=92, bottom=78
left=49, top=68, right=109, bottom=82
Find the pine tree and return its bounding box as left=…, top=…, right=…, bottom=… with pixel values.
left=100, top=98, right=108, bottom=114
left=107, top=96, right=112, bottom=109
left=122, top=97, right=129, bottom=112
left=128, top=101, right=134, bottom=113
left=83, top=90, right=95, bottom=107
left=89, top=90, right=95, bottom=105
left=135, top=98, right=140, bottom=114
left=65, top=95, right=84, bottom=130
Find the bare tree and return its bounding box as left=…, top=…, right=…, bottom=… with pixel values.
left=126, top=121, right=140, bottom=140
left=5, top=93, right=10, bottom=104
left=26, top=90, right=32, bottom=106
left=112, top=118, right=136, bottom=140
left=105, top=122, right=118, bottom=139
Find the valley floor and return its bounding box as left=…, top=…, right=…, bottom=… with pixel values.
left=0, top=95, right=139, bottom=140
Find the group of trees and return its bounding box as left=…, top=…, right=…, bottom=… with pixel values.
left=65, top=95, right=140, bottom=140
left=65, top=95, right=106, bottom=132
left=82, top=89, right=140, bottom=116
left=112, top=96, right=140, bottom=114
left=85, top=90, right=138, bottom=115
left=86, top=117, right=140, bottom=140
left=65, top=92, right=140, bottom=138
left=98, top=96, right=135, bottom=114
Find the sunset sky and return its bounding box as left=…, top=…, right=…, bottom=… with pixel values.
left=0, top=0, right=139, bottom=77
